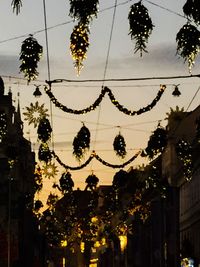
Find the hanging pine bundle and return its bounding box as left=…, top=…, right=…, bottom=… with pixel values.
left=0, top=111, right=7, bottom=142
left=37, top=117, right=52, bottom=143
left=112, top=169, right=128, bottom=189
left=183, top=0, right=200, bottom=25
left=20, top=35, right=43, bottom=83
left=85, top=173, right=99, bottom=191
left=69, top=0, right=99, bottom=24
left=113, top=133, right=127, bottom=158
left=73, top=123, right=90, bottom=160
left=38, top=143, right=52, bottom=163
left=59, top=172, right=74, bottom=194
left=70, top=23, right=89, bottom=75
left=145, top=125, right=167, bottom=159
left=11, top=0, right=22, bottom=15
left=176, top=24, right=200, bottom=72
left=128, top=1, right=154, bottom=56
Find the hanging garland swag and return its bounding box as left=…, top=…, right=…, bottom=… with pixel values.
left=44, top=85, right=166, bottom=116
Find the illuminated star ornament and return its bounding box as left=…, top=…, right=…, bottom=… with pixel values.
left=70, top=23, right=89, bottom=75
left=128, top=1, right=154, bottom=56
left=42, top=162, right=58, bottom=179
left=23, top=101, right=49, bottom=128
left=20, top=34, right=43, bottom=83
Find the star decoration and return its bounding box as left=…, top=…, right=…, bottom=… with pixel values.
left=42, top=162, right=58, bottom=179
left=23, top=101, right=49, bottom=128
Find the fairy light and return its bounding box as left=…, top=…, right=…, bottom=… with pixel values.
left=0, top=112, right=7, bottom=142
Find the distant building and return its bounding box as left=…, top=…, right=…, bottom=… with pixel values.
left=0, top=77, right=42, bottom=267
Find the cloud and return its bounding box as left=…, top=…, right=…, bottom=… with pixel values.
left=0, top=54, right=20, bottom=76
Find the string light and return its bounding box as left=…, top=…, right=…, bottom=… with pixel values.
left=183, top=0, right=200, bottom=25
left=0, top=111, right=7, bottom=142
left=113, top=132, right=127, bottom=158
left=44, top=85, right=166, bottom=116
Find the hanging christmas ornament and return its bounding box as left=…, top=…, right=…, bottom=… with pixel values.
left=59, top=171, right=74, bottom=194
left=42, top=162, right=58, bottom=179
left=112, top=169, right=128, bottom=189
left=85, top=173, right=99, bottom=191
left=70, top=23, right=89, bottom=75
left=0, top=111, right=7, bottom=142
left=38, top=143, right=52, bottom=163
left=69, top=0, right=99, bottom=24
left=183, top=0, right=200, bottom=25
left=23, top=101, right=49, bottom=128
left=11, top=0, right=22, bottom=15
left=73, top=123, right=91, bottom=161
left=128, top=1, right=154, bottom=56
left=37, top=117, right=52, bottom=142
left=176, top=23, right=200, bottom=72
left=19, top=35, right=43, bottom=83
left=145, top=124, right=167, bottom=159
left=172, top=84, right=181, bottom=97
left=113, top=132, right=127, bottom=158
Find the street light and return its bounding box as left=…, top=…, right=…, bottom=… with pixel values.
left=33, top=85, right=42, bottom=97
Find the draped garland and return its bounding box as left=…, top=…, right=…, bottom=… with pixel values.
left=44, top=84, right=166, bottom=115
left=51, top=150, right=140, bottom=170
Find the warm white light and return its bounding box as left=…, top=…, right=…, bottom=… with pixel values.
left=119, top=235, right=127, bottom=252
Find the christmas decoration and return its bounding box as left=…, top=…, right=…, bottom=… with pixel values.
left=23, top=101, right=49, bottom=128
left=176, top=23, right=200, bottom=72
left=70, top=23, right=89, bottom=75
left=113, top=132, right=127, bottom=158
left=85, top=173, right=99, bottom=191
left=176, top=139, right=193, bottom=181
left=52, top=150, right=140, bottom=170
left=183, top=0, right=200, bottom=25
left=172, top=84, right=181, bottom=97
left=34, top=164, right=43, bottom=192
left=33, top=200, right=43, bottom=213
left=46, top=193, right=59, bottom=208
left=128, top=1, right=154, bottom=56
left=37, top=117, right=52, bottom=142
left=59, top=171, right=74, bottom=194
left=11, top=0, right=22, bottom=15
left=19, top=35, right=43, bottom=83
left=42, top=162, right=58, bottom=179
left=38, top=143, right=52, bottom=163
left=0, top=111, right=7, bottom=142
left=69, top=0, right=99, bottom=24
left=73, top=123, right=90, bottom=161
left=112, top=170, right=128, bottom=189
left=144, top=124, right=167, bottom=159
left=44, top=85, right=166, bottom=116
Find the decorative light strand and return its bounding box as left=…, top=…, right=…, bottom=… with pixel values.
left=44, top=84, right=166, bottom=116
left=51, top=150, right=140, bottom=170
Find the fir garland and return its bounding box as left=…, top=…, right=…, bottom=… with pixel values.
left=176, top=23, right=200, bottom=72
left=183, top=0, right=200, bottom=25
left=113, top=132, right=127, bottom=158
left=73, top=124, right=91, bottom=161
left=128, top=1, right=154, bottom=56
left=20, top=35, right=43, bottom=83
left=37, top=117, right=52, bottom=143
left=52, top=150, right=140, bottom=170
left=70, top=23, right=90, bottom=75
left=69, top=0, right=99, bottom=24
left=44, top=85, right=166, bottom=116
left=11, top=0, right=22, bottom=15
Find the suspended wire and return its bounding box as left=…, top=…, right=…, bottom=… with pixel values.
left=93, top=0, right=118, bottom=154
left=43, top=0, right=55, bottom=152
left=0, top=0, right=185, bottom=45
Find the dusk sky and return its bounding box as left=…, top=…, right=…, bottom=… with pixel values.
left=0, top=0, right=200, bottom=204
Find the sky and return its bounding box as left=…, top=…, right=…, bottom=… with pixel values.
left=0, top=0, right=200, bottom=204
